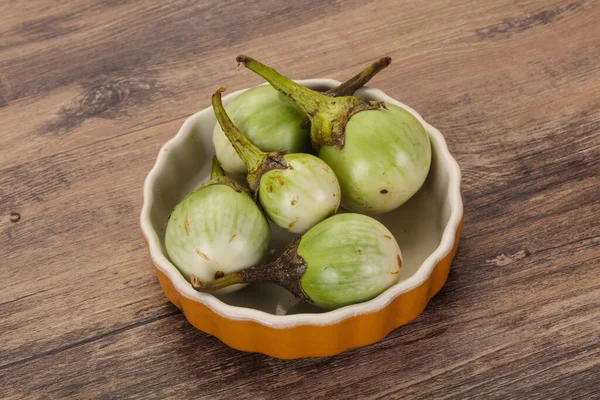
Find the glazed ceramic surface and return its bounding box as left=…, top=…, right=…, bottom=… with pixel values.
left=141, top=80, right=463, bottom=358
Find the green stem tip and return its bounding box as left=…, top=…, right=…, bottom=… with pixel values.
left=236, top=55, right=329, bottom=117
left=191, top=272, right=245, bottom=292
left=325, top=56, right=391, bottom=97
left=212, top=87, right=264, bottom=171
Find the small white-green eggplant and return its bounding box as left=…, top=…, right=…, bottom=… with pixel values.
left=165, top=157, right=270, bottom=294
left=237, top=55, right=432, bottom=214
left=190, top=213, right=403, bottom=310
left=212, top=87, right=341, bottom=234
left=213, top=57, right=392, bottom=178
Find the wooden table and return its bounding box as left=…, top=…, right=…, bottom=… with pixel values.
left=1, top=0, right=599, bottom=398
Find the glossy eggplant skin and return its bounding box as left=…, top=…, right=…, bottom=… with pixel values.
left=318, top=104, right=431, bottom=213
left=165, top=180, right=270, bottom=294
left=258, top=153, right=340, bottom=234
left=298, top=213, right=402, bottom=310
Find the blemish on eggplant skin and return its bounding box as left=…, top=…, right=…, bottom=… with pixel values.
left=384, top=235, right=392, bottom=240
left=183, top=213, right=191, bottom=236
left=214, top=270, right=225, bottom=279
left=9, top=212, right=21, bottom=223
left=195, top=249, right=210, bottom=261
left=380, top=189, right=388, bottom=194
left=391, top=255, right=402, bottom=274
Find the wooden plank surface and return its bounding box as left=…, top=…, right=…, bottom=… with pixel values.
left=1, top=0, right=599, bottom=398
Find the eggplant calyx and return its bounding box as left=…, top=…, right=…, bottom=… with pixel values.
left=312, top=98, right=387, bottom=149
left=246, top=151, right=290, bottom=199
left=190, top=239, right=312, bottom=304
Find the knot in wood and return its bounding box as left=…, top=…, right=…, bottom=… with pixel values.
left=81, top=82, right=129, bottom=116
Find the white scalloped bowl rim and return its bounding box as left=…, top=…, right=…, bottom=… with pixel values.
left=141, top=79, right=463, bottom=328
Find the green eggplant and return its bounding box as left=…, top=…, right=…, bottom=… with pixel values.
left=165, top=157, right=270, bottom=294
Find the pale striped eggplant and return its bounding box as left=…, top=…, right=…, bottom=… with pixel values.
left=165, top=157, right=270, bottom=294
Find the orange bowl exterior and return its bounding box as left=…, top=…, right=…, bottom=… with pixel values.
left=151, top=219, right=462, bottom=359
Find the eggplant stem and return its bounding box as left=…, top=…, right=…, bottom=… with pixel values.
left=210, top=156, right=225, bottom=179
left=191, top=272, right=245, bottom=292
left=189, top=240, right=312, bottom=304
left=212, top=87, right=264, bottom=171
left=190, top=262, right=276, bottom=292
left=236, top=55, right=330, bottom=117
left=325, top=56, right=391, bottom=97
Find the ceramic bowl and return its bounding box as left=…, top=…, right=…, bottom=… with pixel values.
left=140, top=80, right=463, bottom=359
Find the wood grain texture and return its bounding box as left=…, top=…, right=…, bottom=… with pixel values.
left=1, top=0, right=599, bottom=398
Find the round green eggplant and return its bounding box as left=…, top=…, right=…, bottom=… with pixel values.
left=318, top=104, right=430, bottom=213
left=258, top=152, right=340, bottom=233
left=165, top=157, right=270, bottom=294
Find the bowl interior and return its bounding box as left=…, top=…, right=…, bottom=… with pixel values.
left=146, top=82, right=453, bottom=316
